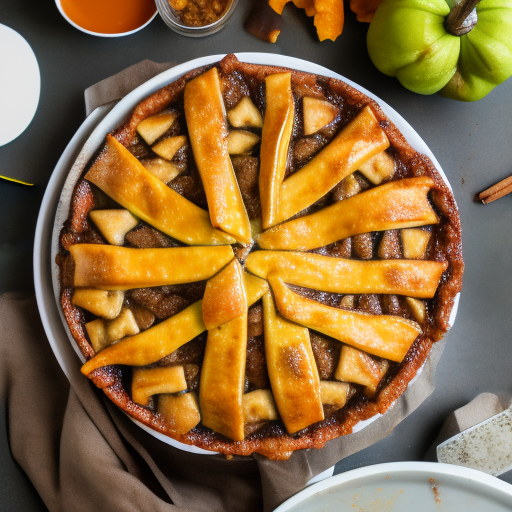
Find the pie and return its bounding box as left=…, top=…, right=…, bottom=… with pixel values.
left=57, top=54, right=463, bottom=460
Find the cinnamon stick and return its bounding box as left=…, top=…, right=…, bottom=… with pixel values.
left=477, top=175, right=512, bottom=204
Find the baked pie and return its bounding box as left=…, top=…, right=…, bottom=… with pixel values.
left=57, top=54, right=463, bottom=459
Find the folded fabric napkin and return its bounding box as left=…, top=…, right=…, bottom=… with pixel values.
left=0, top=59, right=456, bottom=512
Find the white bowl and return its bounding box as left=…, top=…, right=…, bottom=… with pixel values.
left=54, top=0, right=157, bottom=38
left=34, top=53, right=460, bottom=459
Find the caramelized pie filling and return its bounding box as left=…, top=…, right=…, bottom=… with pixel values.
left=58, top=55, right=463, bottom=459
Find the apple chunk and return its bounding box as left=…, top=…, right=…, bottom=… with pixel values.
left=158, top=392, right=201, bottom=434
left=72, top=289, right=124, bottom=319
left=132, top=366, right=188, bottom=406
left=140, top=158, right=182, bottom=183
left=71, top=244, right=234, bottom=290
left=152, top=135, right=187, bottom=161
left=200, top=313, right=247, bottom=441
left=89, top=209, right=138, bottom=246
left=85, top=135, right=234, bottom=246
left=227, top=130, right=260, bottom=155
left=358, top=151, right=395, bottom=185
left=184, top=67, right=251, bottom=243
left=85, top=307, right=139, bottom=353
left=136, top=110, right=178, bottom=145
left=246, top=250, right=448, bottom=298
left=320, top=381, right=351, bottom=410
left=262, top=292, right=324, bottom=434
left=227, top=96, right=263, bottom=128
left=243, top=389, right=279, bottom=423
left=202, top=259, right=247, bottom=330
left=402, top=228, right=431, bottom=259
left=269, top=276, right=421, bottom=363
left=273, top=106, right=389, bottom=226
left=259, top=72, right=295, bottom=229
left=258, top=177, right=438, bottom=251
left=405, top=297, right=426, bottom=324
left=303, top=96, right=338, bottom=135
left=106, top=307, right=140, bottom=341
left=335, top=345, right=389, bottom=395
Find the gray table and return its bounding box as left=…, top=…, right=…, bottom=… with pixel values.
left=2, top=1, right=512, bottom=510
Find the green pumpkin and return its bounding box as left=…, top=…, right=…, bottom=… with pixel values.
left=367, top=0, right=512, bottom=101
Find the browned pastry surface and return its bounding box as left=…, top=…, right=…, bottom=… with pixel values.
left=58, top=54, right=463, bottom=459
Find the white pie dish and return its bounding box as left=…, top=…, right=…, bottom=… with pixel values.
left=34, top=53, right=461, bottom=460
left=275, top=462, right=512, bottom=511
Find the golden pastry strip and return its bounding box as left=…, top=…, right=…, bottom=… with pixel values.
left=80, top=274, right=267, bottom=375
left=200, top=313, right=247, bottom=441
left=262, top=292, right=324, bottom=434
left=200, top=264, right=247, bottom=441
left=258, top=176, right=438, bottom=250
left=81, top=301, right=205, bottom=375
left=131, top=366, right=188, bottom=406
left=85, top=135, right=234, bottom=246
left=71, top=244, right=234, bottom=290
left=184, top=68, right=251, bottom=243
left=244, top=272, right=269, bottom=304
left=259, top=72, right=295, bottom=229
left=269, top=276, right=421, bottom=362
left=246, top=250, right=448, bottom=298
left=274, top=106, right=389, bottom=225
left=202, top=259, right=247, bottom=330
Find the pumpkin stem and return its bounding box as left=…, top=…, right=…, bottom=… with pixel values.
left=444, top=0, right=480, bottom=36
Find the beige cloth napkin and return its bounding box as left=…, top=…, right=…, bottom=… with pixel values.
left=0, top=292, right=445, bottom=511
left=1, top=60, right=453, bottom=512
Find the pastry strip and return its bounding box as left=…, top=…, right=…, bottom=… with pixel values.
left=85, top=135, right=234, bottom=246
left=273, top=106, right=389, bottom=225
left=262, top=292, right=324, bottom=434
left=246, top=250, right=447, bottom=298
left=71, top=244, right=234, bottom=290
left=184, top=68, right=251, bottom=243
left=269, top=276, right=421, bottom=362
left=258, top=176, right=438, bottom=250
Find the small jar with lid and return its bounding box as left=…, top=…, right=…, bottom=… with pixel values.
left=156, top=0, right=239, bottom=37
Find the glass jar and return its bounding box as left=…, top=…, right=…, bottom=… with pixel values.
left=155, top=0, right=239, bottom=37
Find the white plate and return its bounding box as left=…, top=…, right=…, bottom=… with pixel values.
left=274, top=462, right=512, bottom=511
left=0, top=24, right=40, bottom=146
left=34, top=53, right=460, bottom=458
